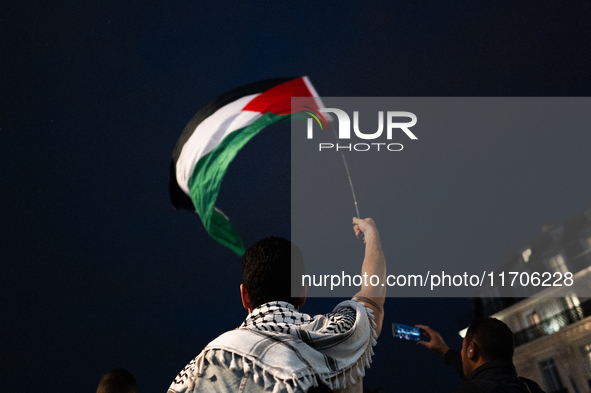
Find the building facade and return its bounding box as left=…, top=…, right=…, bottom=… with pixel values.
left=471, top=207, right=591, bottom=393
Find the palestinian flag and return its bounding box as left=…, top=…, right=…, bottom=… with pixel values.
left=169, top=76, right=324, bottom=256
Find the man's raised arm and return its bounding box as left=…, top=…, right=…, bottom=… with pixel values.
left=352, top=217, right=386, bottom=337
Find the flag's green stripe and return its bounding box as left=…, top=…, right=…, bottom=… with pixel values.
left=187, top=112, right=290, bottom=256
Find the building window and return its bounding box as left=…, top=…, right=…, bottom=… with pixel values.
left=564, top=294, right=580, bottom=309
left=539, top=358, right=564, bottom=393
left=528, top=311, right=541, bottom=326
left=522, top=248, right=532, bottom=263
left=582, top=344, right=591, bottom=376
left=549, top=254, right=568, bottom=274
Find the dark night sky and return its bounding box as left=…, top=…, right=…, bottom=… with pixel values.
left=2, top=1, right=591, bottom=392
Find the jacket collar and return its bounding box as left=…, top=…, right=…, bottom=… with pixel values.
left=468, top=359, right=518, bottom=381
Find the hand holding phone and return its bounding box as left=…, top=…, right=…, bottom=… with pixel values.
left=414, top=324, right=451, bottom=356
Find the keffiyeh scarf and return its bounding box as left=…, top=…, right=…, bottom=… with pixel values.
left=168, top=299, right=377, bottom=392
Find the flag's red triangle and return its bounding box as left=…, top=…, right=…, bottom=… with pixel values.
left=242, top=77, right=317, bottom=115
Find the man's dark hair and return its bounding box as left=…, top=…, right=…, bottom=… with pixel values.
left=466, top=317, right=514, bottom=362
left=242, top=237, right=305, bottom=310
left=96, top=369, right=137, bottom=393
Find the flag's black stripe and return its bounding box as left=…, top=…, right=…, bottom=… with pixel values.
left=171, top=77, right=296, bottom=163
left=169, top=160, right=195, bottom=210
left=169, top=77, right=296, bottom=210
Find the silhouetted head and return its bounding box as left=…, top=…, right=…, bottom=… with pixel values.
left=461, top=318, right=514, bottom=376
left=241, top=237, right=305, bottom=310
left=96, top=369, right=136, bottom=393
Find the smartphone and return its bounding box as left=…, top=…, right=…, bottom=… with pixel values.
left=392, top=323, right=425, bottom=341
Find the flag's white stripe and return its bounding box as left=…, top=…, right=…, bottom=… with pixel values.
left=302, top=76, right=325, bottom=111
left=176, top=94, right=261, bottom=195
left=302, top=76, right=332, bottom=122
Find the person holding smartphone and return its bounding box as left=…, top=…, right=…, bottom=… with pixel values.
left=416, top=318, right=545, bottom=393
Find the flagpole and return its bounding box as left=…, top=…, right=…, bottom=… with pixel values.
left=329, top=126, right=365, bottom=241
